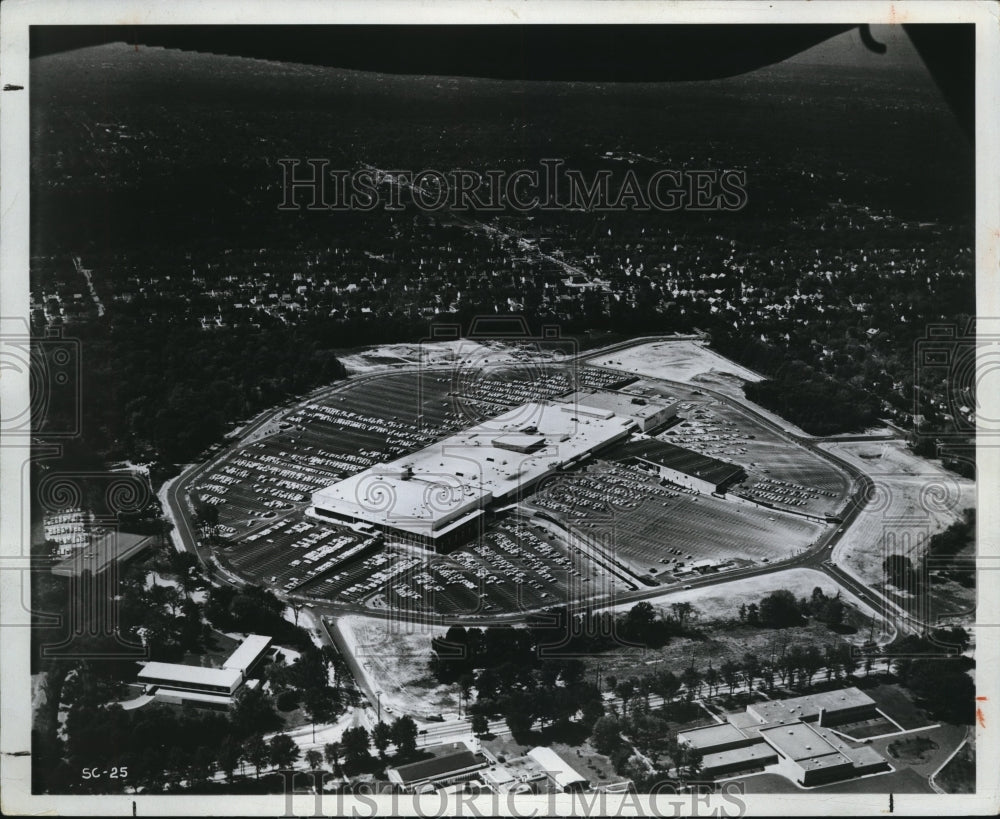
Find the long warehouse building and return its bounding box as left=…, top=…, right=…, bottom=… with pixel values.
left=621, top=437, right=746, bottom=495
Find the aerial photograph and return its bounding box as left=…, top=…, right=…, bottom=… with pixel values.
left=18, top=19, right=981, bottom=811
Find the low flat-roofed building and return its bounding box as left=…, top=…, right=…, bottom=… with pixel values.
left=746, top=687, right=877, bottom=727
left=701, top=743, right=779, bottom=778
left=559, top=390, right=677, bottom=432
left=679, top=722, right=758, bottom=753
left=51, top=531, right=155, bottom=578
left=620, top=438, right=745, bottom=494
left=679, top=687, right=889, bottom=787
left=311, top=401, right=634, bottom=549
left=150, top=688, right=238, bottom=711
left=138, top=662, right=243, bottom=697
left=481, top=764, right=517, bottom=793
left=136, top=634, right=273, bottom=707
left=526, top=746, right=590, bottom=792
left=759, top=721, right=860, bottom=786
left=387, top=746, right=488, bottom=792
left=222, top=634, right=272, bottom=675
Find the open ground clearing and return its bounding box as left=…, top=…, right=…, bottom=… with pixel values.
left=335, top=615, right=459, bottom=719
left=587, top=340, right=763, bottom=385
left=599, top=568, right=881, bottom=625
left=819, top=441, right=975, bottom=596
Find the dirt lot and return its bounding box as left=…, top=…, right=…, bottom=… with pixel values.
left=819, top=441, right=975, bottom=591
left=336, top=614, right=459, bottom=718
left=587, top=340, right=763, bottom=385
left=338, top=339, right=499, bottom=375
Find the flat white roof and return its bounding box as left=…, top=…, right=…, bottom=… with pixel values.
left=312, top=401, right=633, bottom=538
left=748, top=687, right=875, bottom=724
left=154, top=688, right=235, bottom=706
left=678, top=722, right=748, bottom=750
left=138, top=661, right=242, bottom=690
left=222, top=634, right=272, bottom=673
left=527, top=746, right=589, bottom=790
left=560, top=390, right=675, bottom=421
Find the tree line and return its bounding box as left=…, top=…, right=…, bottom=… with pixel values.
left=737, top=587, right=848, bottom=630
left=883, top=508, right=975, bottom=592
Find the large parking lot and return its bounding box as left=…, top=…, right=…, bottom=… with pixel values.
left=192, top=365, right=630, bottom=540
left=194, top=363, right=847, bottom=615
left=218, top=516, right=375, bottom=594
left=632, top=378, right=851, bottom=517
left=527, top=459, right=822, bottom=579
left=289, top=517, right=614, bottom=616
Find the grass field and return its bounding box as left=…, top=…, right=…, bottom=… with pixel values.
left=933, top=734, right=974, bottom=794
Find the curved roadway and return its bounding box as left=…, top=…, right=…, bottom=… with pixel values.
left=163, top=335, right=924, bottom=640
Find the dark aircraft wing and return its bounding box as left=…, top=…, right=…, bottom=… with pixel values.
left=29, top=23, right=972, bottom=140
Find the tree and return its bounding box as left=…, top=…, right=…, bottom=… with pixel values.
left=896, top=653, right=975, bottom=724
left=305, top=749, right=324, bottom=771
left=503, top=694, right=535, bottom=738
left=341, top=726, right=371, bottom=766
left=741, top=652, right=762, bottom=691
left=243, top=734, right=269, bottom=778
left=862, top=641, right=880, bottom=677
left=703, top=665, right=720, bottom=698
left=217, top=737, right=241, bottom=781
left=191, top=746, right=216, bottom=784
left=824, top=597, right=846, bottom=628
left=679, top=746, right=703, bottom=781
left=681, top=666, right=701, bottom=700
left=471, top=713, right=490, bottom=737
left=390, top=715, right=418, bottom=757
left=669, top=601, right=695, bottom=629
left=839, top=643, right=859, bottom=679
left=269, top=733, right=300, bottom=770
left=304, top=686, right=338, bottom=743
left=777, top=651, right=795, bottom=687
left=721, top=660, right=741, bottom=696
left=592, top=715, right=624, bottom=755
left=883, top=554, right=918, bottom=589
left=651, top=669, right=680, bottom=702
left=372, top=721, right=392, bottom=759
left=801, top=645, right=824, bottom=688
left=324, top=741, right=342, bottom=774
left=759, top=590, right=803, bottom=628
left=232, top=684, right=282, bottom=740
left=824, top=645, right=840, bottom=682
left=614, top=678, right=637, bottom=716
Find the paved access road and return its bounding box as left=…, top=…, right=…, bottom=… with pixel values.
left=160, top=333, right=926, bottom=728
